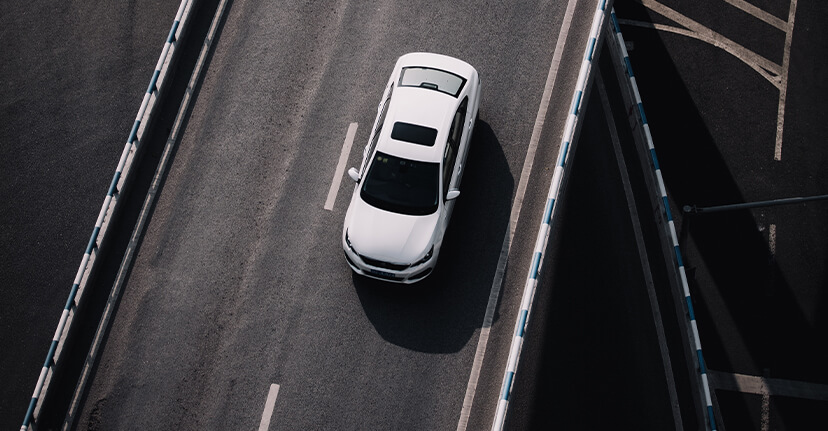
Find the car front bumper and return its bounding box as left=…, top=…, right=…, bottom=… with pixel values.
left=342, top=238, right=436, bottom=284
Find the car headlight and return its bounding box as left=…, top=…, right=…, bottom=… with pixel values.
left=412, top=246, right=434, bottom=267
left=345, top=230, right=357, bottom=253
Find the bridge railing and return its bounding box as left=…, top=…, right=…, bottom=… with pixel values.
left=606, top=8, right=718, bottom=431
left=491, top=0, right=613, bottom=429
left=20, top=1, right=196, bottom=429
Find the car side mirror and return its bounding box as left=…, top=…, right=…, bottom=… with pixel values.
left=446, top=190, right=460, bottom=201
left=348, top=167, right=361, bottom=183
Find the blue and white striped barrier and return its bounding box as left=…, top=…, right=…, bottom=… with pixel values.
left=20, top=1, right=194, bottom=429
left=491, top=1, right=611, bottom=429
left=608, top=8, right=717, bottom=431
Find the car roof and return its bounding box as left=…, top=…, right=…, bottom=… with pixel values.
left=376, top=87, right=455, bottom=162
left=375, top=53, right=477, bottom=163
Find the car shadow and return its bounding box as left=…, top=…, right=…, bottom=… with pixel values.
left=353, top=119, right=512, bottom=354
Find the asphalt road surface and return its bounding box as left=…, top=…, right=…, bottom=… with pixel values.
left=68, top=1, right=605, bottom=430
left=12, top=0, right=822, bottom=430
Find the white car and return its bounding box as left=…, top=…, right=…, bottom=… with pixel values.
left=342, top=52, right=481, bottom=283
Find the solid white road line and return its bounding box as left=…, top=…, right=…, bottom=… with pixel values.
left=761, top=369, right=771, bottom=431
left=599, top=74, right=684, bottom=430
left=325, top=122, right=358, bottom=210
left=258, top=383, right=280, bottom=431
left=455, top=0, right=580, bottom=429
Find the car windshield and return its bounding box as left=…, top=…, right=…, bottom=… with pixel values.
left=360, top=151, right=439, bottom=215
left=399, top=66, right=466, bottom=97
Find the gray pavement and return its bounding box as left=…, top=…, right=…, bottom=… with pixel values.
left=10, top=0, right=820, bottom=429
left=71, top=1, right=602, bottom=430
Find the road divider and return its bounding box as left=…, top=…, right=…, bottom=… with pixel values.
left=20, top=1, right=196, bottom=429
left=62, top=0, right=233, bottom=426
left=491, top=1, right=611, bottom=429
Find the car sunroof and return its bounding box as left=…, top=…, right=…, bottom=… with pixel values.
left=391, top=122, right=438, bottom=147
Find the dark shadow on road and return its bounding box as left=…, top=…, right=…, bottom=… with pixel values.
left=354, top=119, right=513, bottom=354
left=505, top=76, right=678, bottom=430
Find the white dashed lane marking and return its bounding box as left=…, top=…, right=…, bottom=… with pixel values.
left=325, top=122, right=358, bottom=211
left=258, top=383, right=280, bottom=431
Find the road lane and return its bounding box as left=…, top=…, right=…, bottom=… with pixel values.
left=73, top=1, right=604, bottom=430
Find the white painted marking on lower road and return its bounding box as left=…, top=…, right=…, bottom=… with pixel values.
left=761, top=369, right=771, bottom=431
left=617, top=18, right=781, bottom=86
left=629, top=0, right=798, bottom=161
left=598, top=74, right=683, bottom=430
left=775, top=0, right=798, bottom=161
left=768, top=223, right=777, bottom=256
left=455, top=0, right=580, bottom=429
left=325, top=122, right=358, bottom=211
left=723, top=0, right=786, bottom=31
left=635, top=0, right=781, bottom=81
left=708, top=369, right=828, bottom=401
left=258, top=383, right=280, bottom=431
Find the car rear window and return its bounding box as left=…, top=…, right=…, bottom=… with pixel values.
left=399, top=66, right=466, bottom=97
left=391, top=122, right=438, bottom=147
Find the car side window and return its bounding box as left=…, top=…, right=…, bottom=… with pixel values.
left=364, top=83, right=394, bottom=171
left=443, top=97, right=468, bottom=197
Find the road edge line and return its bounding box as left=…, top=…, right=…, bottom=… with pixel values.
left=454, top=0, right=580, bottom=429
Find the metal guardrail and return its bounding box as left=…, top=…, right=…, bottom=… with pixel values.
left=20, top=1, right=195, bottom=429
left=491, top=1, right=612, bottom=429
left=607, top=8, right=718, bottom=430
left=684, top=193, right=828, bottom=214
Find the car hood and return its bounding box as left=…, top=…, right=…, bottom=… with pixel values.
left=346, top=197, right=439, bottom=264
